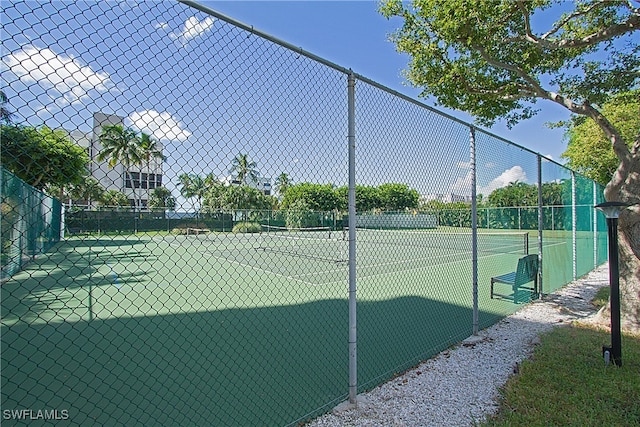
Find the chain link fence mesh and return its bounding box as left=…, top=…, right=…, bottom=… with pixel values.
left=354, top=80, right=475, bottom=390
left=1, top=1, right=610, bottom=425
left=541, top=158, right=575, bottom=292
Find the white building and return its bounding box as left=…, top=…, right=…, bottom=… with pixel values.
left=69, top=112, right=164, bottom=209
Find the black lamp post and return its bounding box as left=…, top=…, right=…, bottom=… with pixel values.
left=595, top=201, right=629, bottom=367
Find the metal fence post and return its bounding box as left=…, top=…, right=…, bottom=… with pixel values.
left=572, top=171, right=577, bottom=280
left=347, top=71, right=358, bottom=405
left=537, top=155, right=543, bottom=298
left=593, top=180, right=598, bottom=268
left=470, top=126, right=478, bottom=335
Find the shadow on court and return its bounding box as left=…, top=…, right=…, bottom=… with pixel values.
left=1, top=239, right=155, bottom=325
left=1, top=294, right=508, bottom=426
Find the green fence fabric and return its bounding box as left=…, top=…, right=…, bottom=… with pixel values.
left=1, top=167, right=61, bottom=280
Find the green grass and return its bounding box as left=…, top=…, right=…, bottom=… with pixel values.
left=483, top=323, right=640, bottom=427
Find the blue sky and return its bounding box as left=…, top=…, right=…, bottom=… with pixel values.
left=2, top=0, right=599, bottom=211
left=202, top=0, right=572, bottom=162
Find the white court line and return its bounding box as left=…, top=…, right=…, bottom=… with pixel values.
left=311, top=246, right=540, bottom=286
left=205, top=252, right=330, bottom=287
left=179, top=240, right=563, bottom=287
left=207, top=244, right=531, bottom=287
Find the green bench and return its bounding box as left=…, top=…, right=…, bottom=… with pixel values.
left=490, top=254, right=539, bottom=304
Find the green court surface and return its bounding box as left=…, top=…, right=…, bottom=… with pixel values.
left=2, top=230, right=552, bottom=426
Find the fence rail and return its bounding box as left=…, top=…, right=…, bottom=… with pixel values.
left=1, top=1, right=607, bottom=425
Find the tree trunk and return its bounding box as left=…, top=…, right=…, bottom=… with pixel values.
left=126, top=169, right=139, bottom=234
left=594, top=149, right=640, bottom=334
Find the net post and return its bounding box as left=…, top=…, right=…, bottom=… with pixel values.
left=470, top=126, right=478, bottom=336
left=347, top=71, right=358, bottom=405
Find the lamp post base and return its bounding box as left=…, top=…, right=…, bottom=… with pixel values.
left=603, top=345, right=622, bottom=367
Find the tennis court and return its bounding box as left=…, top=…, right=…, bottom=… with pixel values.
left=2, top=227, right=540, bottom=425
left=2, top=227, right=533, bottom=325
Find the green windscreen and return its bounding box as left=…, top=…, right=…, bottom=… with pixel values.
left=541, top=159, right=574, bottom=293
left=1, top=166, right=62, bottom=280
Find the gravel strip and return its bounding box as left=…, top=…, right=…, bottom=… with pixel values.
left=307, top=265, right=609, bottom=427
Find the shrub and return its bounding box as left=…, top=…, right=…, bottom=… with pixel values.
left=232, top=222, right=262, bottom=233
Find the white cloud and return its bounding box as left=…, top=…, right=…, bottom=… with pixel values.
left=456, top=161, right=471, bottom=169
left=155, top=22, right=169, bottom=30
left=128, top=110, right=191, bottom=142
left=2, top=45, right=113, bottom=106
left=170, top=16, right=215, bottom=47
left=450, top=171, right=473, bottom=195
left=450, top=165, right=529, bottom=197
left=478, top=165, right=528, bottom=196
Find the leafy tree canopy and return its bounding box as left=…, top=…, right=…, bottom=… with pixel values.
left=335, top=185, right=381, bottom=212
left=220, top=185, right=271, bottom=211
left=377, top=183, right=419, bottom=211
left=0, top=124, right=89, bottom=190
left=283, top=182, right=419, bottom=212
left=380, top=0, right=639, bottom=127
left=281, top=183, right=340, bottom=212
left=148, top=186, right=176, bottom=211
left=561, top=89, right=640, bottom=185
left=486, top=181, right=566, bottom=207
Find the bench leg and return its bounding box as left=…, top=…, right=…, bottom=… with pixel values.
left=490, top=279, right=494, bottom=299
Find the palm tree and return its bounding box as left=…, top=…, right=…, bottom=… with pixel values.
left=148, top=186, right=176, bottom=211
left=178, top=173, right=208, bottom=221
left=0, top=90, right=13, bottom=123
left=202, top=179, right=227, bottom=212
left=97, top=124, right=144, bottom=212
left=230, top=153, right=258, bottom=186
left=140, top=132, right=165, bottom=192
left=100, top=189, right=130, bottom=210
left=69, top=177, right=105, bottom=207
left=274, top=172, right=291, bottom=198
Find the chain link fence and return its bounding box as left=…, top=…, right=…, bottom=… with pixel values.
left=1, top=1, right=608, bottom=425
left=1, top=167, right=62, bottom=280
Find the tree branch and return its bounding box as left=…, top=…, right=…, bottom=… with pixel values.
left=511, top=1, right=639, bottom=49
left=472, top=41, right=633, bottom=168
left=540, top=1, right=607, bottom=40
left=473, top=44, right=545, bottom=93
left=457, top=78, right=536, bottom=101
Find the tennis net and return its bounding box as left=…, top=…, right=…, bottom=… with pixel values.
left=257, top=225, right=347, bottom=263
left=355, top=227, right=530, bottom=255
